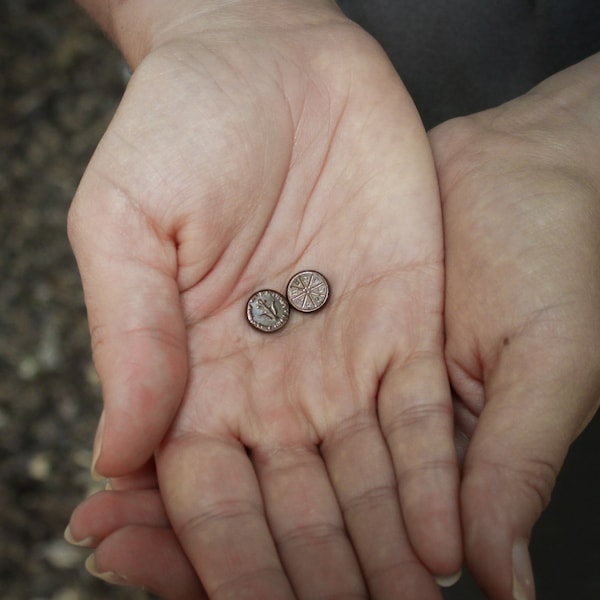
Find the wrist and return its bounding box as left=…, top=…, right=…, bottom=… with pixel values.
left=468, top=52, right=600, bottom=191
left=536, top=52, right=600, bottom=191
left=76, top=0, right=339, bottom=68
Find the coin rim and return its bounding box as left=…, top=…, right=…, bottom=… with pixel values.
left=246, top=289, right=290, bottom=333
left=286, top=270, right=330, bottom=313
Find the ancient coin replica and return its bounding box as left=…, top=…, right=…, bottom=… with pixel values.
left=246, top=289, right=290, bottom=332
left=287, top=270, right=330, bottom=313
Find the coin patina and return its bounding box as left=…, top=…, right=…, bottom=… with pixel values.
left=287, top=270, right=330, bottom=313
left=246, top=289, right=290, bottom=332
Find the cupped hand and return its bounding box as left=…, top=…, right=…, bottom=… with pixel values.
left=67, top=1, right=461, bottom=597
left=429, top=53, right=600, bottom=599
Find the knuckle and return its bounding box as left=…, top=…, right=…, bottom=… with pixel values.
left=176, top=498, right=263, bottom=542
left=382, top=401, right=453, bottom=440
left=211, top=566, right=286, bottom=600
left=327, top=409, right=376, bottom=441
left=477, top=455, right=558, bottom=514
left=277, top=520, right=346, bottom=552
left=342, top=484, right=399, bottom=518
left=395, top=457, right=457, bottom=490
left=90, top=323, right=185, bottom=362
left=514, top=457, right=558, bottom=512
left=367, top=557, right=424, bottom=591
left=124, top=324, right=184, bottom=354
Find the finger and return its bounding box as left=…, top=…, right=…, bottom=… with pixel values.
left=460, top=339, right=600, bottom=600
left=68, top=180, right=187, bottom=478
left=88, top=525, right=206, bottom=600
left=378, top=353, right=462, bottom=581
left=251, top=442, right=367, bottom=598
left=157, top=434, right=296, bottom=600
left=107, top=457, right=159, bottom=491
left=321, top=410, right=444, bottom=599
left=67, top=489, right=169, bottom=547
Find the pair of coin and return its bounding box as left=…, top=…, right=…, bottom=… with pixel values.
left=246, top=270, right=330, bottom=333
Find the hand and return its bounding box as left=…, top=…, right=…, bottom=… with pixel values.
left=67, top=1, right=461, bottom=597
left=67, top=462, right=206, bottom=599
left=67, top=465, right=204, bottom=598
left=429, top=53, right=600, bottom=599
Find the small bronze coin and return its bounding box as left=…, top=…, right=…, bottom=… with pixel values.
left=287, top=270, right=330, bottom=313
left=246, top=289, right=290, bottom=332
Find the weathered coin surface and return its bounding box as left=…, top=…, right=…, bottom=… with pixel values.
left=287, top=270, right=330, bottom=313
left=246, top=289, right=290, bottom=332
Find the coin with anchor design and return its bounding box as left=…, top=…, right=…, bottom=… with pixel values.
left=246, top=289, right=290, bottom=332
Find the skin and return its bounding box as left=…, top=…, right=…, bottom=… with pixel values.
left=67, top=0, right=600, bottom=597
left=431, top=52, right=600, bottom=598
left=67, top=0, right=462, bottom=598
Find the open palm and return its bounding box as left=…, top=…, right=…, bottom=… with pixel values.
left=68, top=5, right=461, bottom=597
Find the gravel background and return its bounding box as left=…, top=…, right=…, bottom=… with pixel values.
left=1, top=1, right=599, bottom=599
left=1, top=1, right=153, bottom=598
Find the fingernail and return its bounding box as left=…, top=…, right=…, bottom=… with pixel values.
left=85, top=553, right=128, bottom=585
left=435, top=569, right=462, bottom=587
left=91, top=411, right=105, bottom=481
left=64, top=524, right=96, bottom=548
left=512, top=538, right=535, bottom=600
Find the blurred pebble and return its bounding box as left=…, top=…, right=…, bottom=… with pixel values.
left=0, top=1, right=159, bottom=598
left=18, top=355, right=41, bottom=380
left=28, top=453, right=52, bottom=481
left=52, top=588, right=84, bottom=600
left=43, top=539, right=86, bottom=570
left=72, top=448, right=93, bottom=470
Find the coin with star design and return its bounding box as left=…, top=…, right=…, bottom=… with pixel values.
left=286, top=270, right=330, bottom=313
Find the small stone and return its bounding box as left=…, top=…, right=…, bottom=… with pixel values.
left=43, top=539, right=85, bottom=570
left=28, top=453, right=52, bottom=481
left=19, top=356, right=40, bottom=380
left=52, top=588, right=82, bottom=600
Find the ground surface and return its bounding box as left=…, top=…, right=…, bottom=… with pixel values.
left=1, top=1, right=599, bottom=599
left=1, top=1, right=154, bottom=598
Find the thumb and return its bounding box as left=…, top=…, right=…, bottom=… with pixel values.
left=68, top=173, right=188, bottom=478
left=459, top=336, right=599, bottom=600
